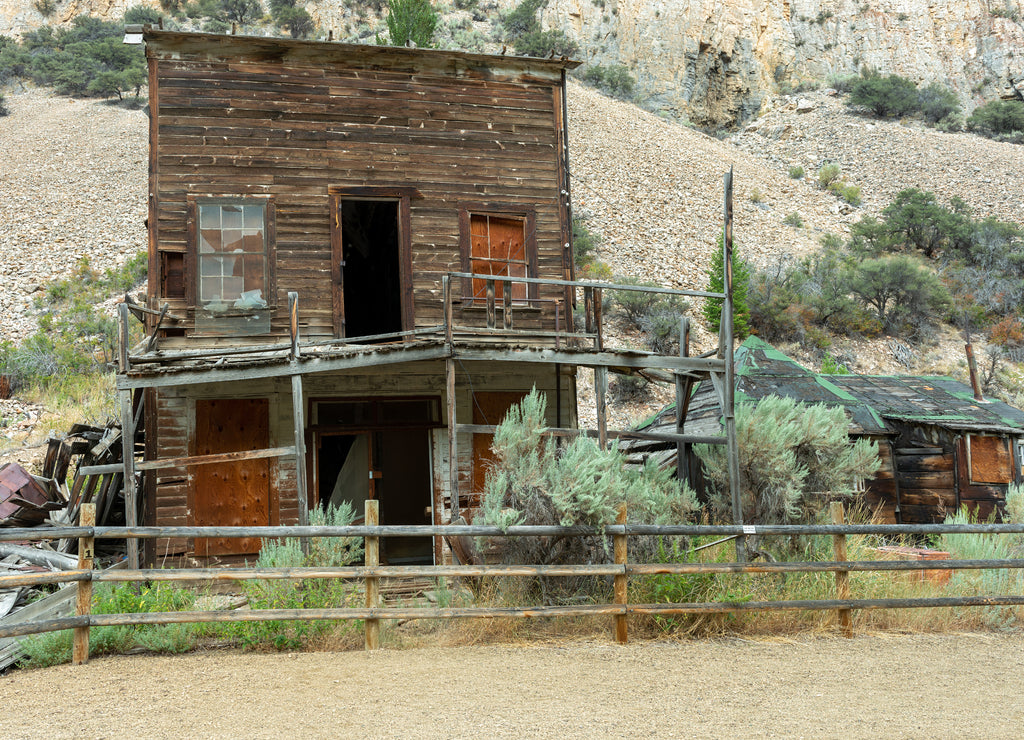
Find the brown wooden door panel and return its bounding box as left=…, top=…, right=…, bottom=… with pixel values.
left=471, top=391, right=528, bottom=494
left=193, top=398, right=270, bottom=556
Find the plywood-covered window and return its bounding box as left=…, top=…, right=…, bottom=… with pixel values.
left=197, top=202, right=270, bottom=309
left=967, top=434, right=1013, bottom=484
left=459, top=205, right=538, bottom=303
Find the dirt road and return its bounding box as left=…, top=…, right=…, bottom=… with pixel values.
left=3, top=633, right=1022, bottom=738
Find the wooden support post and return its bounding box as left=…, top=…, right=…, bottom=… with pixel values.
left=675, top=317, right=692, bottom=485
left=503, top=283, right=513, bottom=330
left=364, top=498, right=380, bottom=650
left=722, top=167, right=746, bottom=562
left=145, top=303, right=169, bottom=352
left=72, top=503, right=95, bottom=665
left=118, top=302, right=131, bottom=373
left=443, top=275, right=453, bottom=346
left=118, top=389, right=139, bottom=569
left=595, top=366, right=608, bottom=450
left=291, top=374, right=309, bottom=529
left=584, top=287, right=594, bottom=337
left=446, top=357, right=459, bottom=527
left=486, top=279, right=496, bottom=329
left=831, top=501, right=853, bottom=637
left=288, top=292, right=300, bottom=359
left=613, top=503, right=628, bottom=644
left=594, top=287, right=604, bottom=351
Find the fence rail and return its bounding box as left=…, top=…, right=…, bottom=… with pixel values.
left=2, top=501, right=1023, bottom=664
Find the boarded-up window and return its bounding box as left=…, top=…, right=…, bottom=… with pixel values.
left=472, top=391, right=528, bottom=493
left=469, top=214, right=528, bottom=302
left=198, top=203, right=268, bottom=309
left=968, top=435, right=1012, bottom=484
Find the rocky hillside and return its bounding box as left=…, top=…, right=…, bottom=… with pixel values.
left=2, top=0, right=1023, bottom=127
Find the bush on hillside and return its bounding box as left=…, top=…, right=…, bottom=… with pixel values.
left=514, top=28, right=577, bottom=57
left=848, top=71, right=919, bottom=117
left=578, top=64, right=636, bottom=100
left=880, top=187, right=972, bottom=258
left=917, top=81, right=960, bottom=123
left=847, top=254, right=950, bottom=338
left=966, top=99, right=1024, bottom=141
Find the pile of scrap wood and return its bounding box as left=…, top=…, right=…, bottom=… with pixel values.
left=1, top=421, right=131, bottom=549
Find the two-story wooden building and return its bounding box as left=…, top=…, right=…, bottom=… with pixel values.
left=117, top=29, right=732, bottom=567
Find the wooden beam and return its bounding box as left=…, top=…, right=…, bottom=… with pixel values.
left=72, top=504, right=94, bottom=665
left=595, top=366, right=608, bottom=449
left=454, top=423, right=727, bottom=446
left=118, top=390, right=140, bottom=569
left=292, top=373, right=308, bottom=528
left=446, top=357, right=459, bottom=527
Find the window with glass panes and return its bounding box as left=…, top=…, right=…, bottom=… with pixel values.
left=198, top=202, right=268, bottom=307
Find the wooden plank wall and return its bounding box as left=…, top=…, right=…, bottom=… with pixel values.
left=145, top=361, right=575, bottom=558
left=148, top=49, right=569, bottom=344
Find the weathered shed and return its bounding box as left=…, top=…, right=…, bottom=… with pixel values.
left=629, top=337, right=1024, bottom=523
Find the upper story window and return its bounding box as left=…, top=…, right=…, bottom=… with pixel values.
left=197, top=201, right=270, bottom=311
left=459, top=205, right=538, bottom=303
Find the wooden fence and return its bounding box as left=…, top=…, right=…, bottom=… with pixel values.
left=3, top=501, right=1024, bottom=665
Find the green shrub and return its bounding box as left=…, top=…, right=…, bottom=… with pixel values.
left=476, top=389, right=696, bottom=601
left=32, top=0, right=57, bottom=17
left=270, top=0, right=316, bottom=39
left=514, top=28, right=577, bottom=57
left=817, top=162, right=842, bottom=188
left=20, top=582, right=199, bottom=667
left=578, top=63, right=636, bottom=100
left=848, top=71, right=919, bottom=117
left=694, top=397, right=880, bottom=552
left=235, top=503, right=363, bottom=650
left=385, top=0, right=439, bottom=47
left=453, top=0, right=478, bottom=8
left=788, top=165, right=804, bottom=180
left=917, top=81, right=960, bottom=123
left=847, top=254, right=950, bottom=337
left=501, top=0, right=544, bottom=39
left=880, top=187, right=970, bottom=258
left=783, top=211, right=804, bottom=228
left=829, top=181, right=862, bottom=206
left=124, top=5, right=164, bottom=24
left=967, top=99, right=1024, bottom=139
left=820, top=353, right=849, bottom=375
left=749, top=188, right=764, bottom=203
left=0, top=93, right=7, bottom=117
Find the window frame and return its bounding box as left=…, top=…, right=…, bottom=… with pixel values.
left=965, top=433, right=1013, bottom=486
left=186, top=195, right=277, bottom=313
left=457, top=203, right=538, bottom=304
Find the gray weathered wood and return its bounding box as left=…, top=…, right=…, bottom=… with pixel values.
left=73, top=503, right=95, bottom=665
left=118, top=390, right=139, bottom=569
left=0, top=544, right=78, bottom=571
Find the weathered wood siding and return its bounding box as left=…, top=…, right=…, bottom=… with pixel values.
left=145, top=33, right=572, bottom=345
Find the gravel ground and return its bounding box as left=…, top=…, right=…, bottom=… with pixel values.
left=2, top=634, right=1023, bottom=738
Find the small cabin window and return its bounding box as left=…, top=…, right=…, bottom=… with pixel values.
left=459, top=206, right=538, bottom=303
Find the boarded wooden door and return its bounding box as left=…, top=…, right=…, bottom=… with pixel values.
left=472, top=392, right=528, bottom=495
left=193, top=398, right=270, bottom=556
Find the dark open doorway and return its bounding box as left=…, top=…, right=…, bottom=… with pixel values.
left=313, top=398, right=440, bottom=564
left=339, top=200, right=403, bottom=338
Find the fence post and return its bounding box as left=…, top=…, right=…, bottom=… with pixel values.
left=614, top=503, right=628, bottom=644
left=365, top=498, right=380, bottom=650
left=73, top=503, right=96, bottom=665
left=830, top=501, right=853, bottom=637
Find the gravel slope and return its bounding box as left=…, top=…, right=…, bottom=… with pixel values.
left=3, top=634, right=1023, bottom=738
left=0, top=88, right=148, bottom=344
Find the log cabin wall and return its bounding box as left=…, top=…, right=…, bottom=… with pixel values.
left=144, top=360, right=575, bottom=562
left=143, top=31, right=576, bottom=346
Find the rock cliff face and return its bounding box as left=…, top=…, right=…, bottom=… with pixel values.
left=543, top=0, right=1024, bottom=126
left=3, top=0, right=1023, bottom=127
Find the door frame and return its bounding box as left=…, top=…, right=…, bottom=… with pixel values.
left=328, top=186, right=420, bottom=338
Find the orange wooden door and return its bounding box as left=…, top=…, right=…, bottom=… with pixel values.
left=193, top=398, right=270, bottom=556
left=472, top=392, right=528, bottom=495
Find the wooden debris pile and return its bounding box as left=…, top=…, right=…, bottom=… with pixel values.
left=0, top=463, right=65, bottom=528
